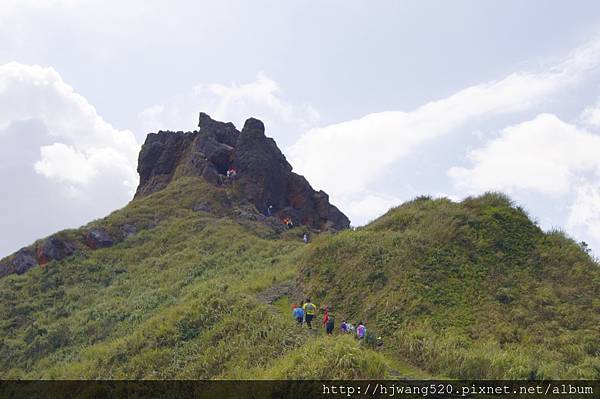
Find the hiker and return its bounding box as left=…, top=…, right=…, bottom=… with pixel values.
left=322, top=306, right=329, bottom=327
left=324, top=307, right=335, bottom=335
left=302, top=298, right=317, bottom=329
left=267, top=205, right=273, bottom=217
left=340, top=320, right=348, bottom=333
left=303, top=233, right=308, bottom=244
left=282, top=217, right=294, bottom=229
left=345, top=321, right=355, bottom=334
left=226, top=166, right=237, bottom=179
left=292, top=304, right=304, bottom=326
left=356, top=321, right=366, bottom=340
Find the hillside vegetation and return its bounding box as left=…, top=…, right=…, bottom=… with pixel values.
left=298, top=193, right=600, bottom=379
left=1, top=179, right=598, bottom=379
left=0, top=177, right=390, bottom=379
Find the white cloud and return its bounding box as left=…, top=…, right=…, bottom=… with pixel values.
left=0, top=62, right=139, bottom=190
left=288, top=39, right=600, bottom=200
left=138, top=72, right=319, bottom=142
left=579, top=98, right=600, bottom=129
left=339, top=193, right=402, bottom=226
left=448, top=113, right=600, bottom=195
left=0, top=62, right=139, bottom=256
left=568, top=184, right=600, bottom=244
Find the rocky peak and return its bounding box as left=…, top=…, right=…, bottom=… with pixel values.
left=136, top=112, right=350, bottom=231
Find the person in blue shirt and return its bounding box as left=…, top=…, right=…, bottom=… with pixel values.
left=292, top=304, right=305, bottom=326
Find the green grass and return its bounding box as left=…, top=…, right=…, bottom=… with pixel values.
left=0, top=178, right=389, bottom=379
left=297, top=193, right=600, bottom=379
left=1, top=182, right=598, bottom=380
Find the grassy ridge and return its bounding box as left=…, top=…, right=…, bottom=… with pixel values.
left=1, top=177, right=394, bottom=379
left=2, top=180, right=598, bottom=379
left=298, top=193, right=600, bottom=379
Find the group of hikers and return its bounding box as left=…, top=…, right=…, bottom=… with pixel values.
left=291, top=298, right=368, bottom=340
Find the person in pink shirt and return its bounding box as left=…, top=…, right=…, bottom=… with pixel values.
left=356, top=321, right=366, bottom=340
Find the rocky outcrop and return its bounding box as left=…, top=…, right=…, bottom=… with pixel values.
left=0, top=112, right=350, bottom=280
left=86, top=229, right=114, bottom=249
left=0, top=248, right=38, bottom=277
left=135, top=113, right=239, bottom=197
left=37, top=236, right=75, bottom=265
left=135, top=113, right=350, bottom=231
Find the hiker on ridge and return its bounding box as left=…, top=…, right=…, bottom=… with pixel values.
left=302, top=298, right=317, bottom=329
left=340, top=320, right=348, bottom=333
left=322, top=306, right=329, bottom=327
left=356, top=321, right=366, bottom=340
left=324, top=307, right=335, bottom=335
left=292, top=304, right=304, bottom=326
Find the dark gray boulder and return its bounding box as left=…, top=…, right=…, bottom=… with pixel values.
left=12, top=248, right=38, bottom=274
left=86, top=229, right=114, bottom=249
left=37, top=236, right=75, bottom=265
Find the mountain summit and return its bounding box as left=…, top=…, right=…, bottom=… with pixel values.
left=136, top=112, right=349, bottom=231
left=0, top=113, right=349, bottom=279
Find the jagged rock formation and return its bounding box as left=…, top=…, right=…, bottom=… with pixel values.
left=0, top=113, right=349, bottom=279
left=136, top=112, right=350, bottom=231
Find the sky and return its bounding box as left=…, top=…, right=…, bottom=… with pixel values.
left=3, top=0, right=600, bottom=257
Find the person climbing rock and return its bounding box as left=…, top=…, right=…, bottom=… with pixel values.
left=356, top=321, right=366, bottom=340
left=302, top=298, right=317, bottom=329
left=292, top=304, right=304, bottom=326
left=226, top=166, right=237, bottom=179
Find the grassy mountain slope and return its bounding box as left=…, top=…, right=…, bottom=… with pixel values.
left=298, top=193, right=600, bottom=379
left=2, top=179, right=598, bottom=379
left=0, top=177, right=392, bottom=379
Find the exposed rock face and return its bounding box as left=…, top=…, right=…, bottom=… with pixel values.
left=135, top=113, right=239, bottom=197
left=0, top=248, right=38, bottom=277
left=135, top=113, right=350, bottom=231
left=0, top=113, right=350, bottom=280
left=37, top=236, right=75, bottom=265
left=86, top=229, right=114, bottom=249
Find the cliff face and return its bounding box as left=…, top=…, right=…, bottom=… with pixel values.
left=135, top=112, right=350, bottom=231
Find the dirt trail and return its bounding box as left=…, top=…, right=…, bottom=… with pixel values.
left=255, top=280, right=294, bottom=304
